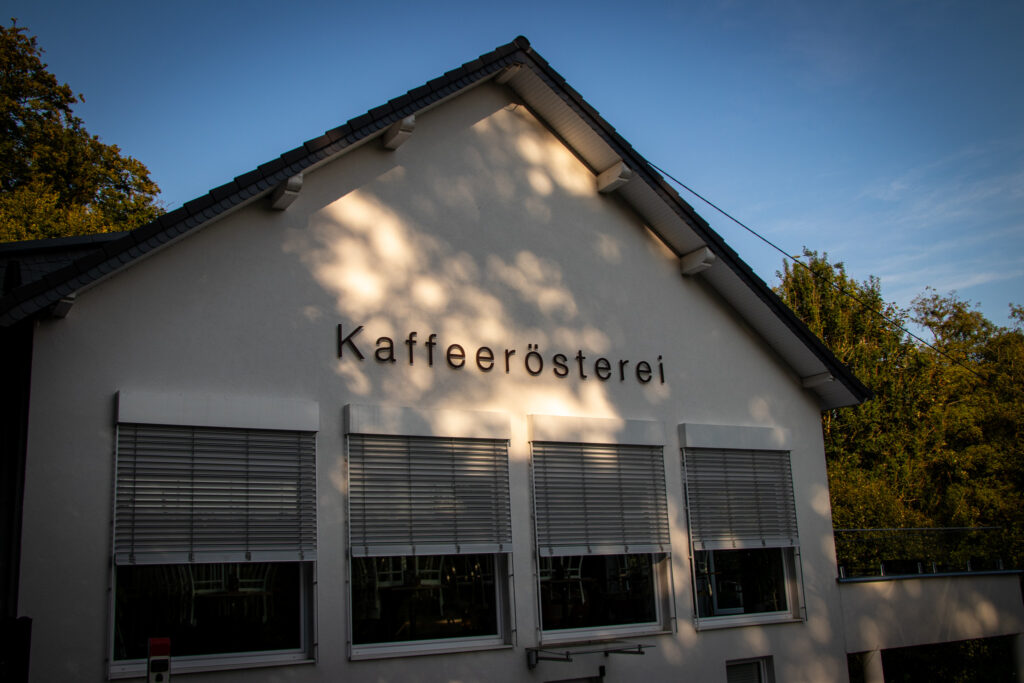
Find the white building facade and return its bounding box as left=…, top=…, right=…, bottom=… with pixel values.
left=1, top=38, right=1021, bottom=682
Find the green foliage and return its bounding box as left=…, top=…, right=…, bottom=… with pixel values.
left=0, top=21, right=161, bottom=242
left=776, top=251, right=1024, bottom=567
left=777, top=250, right=932, bottom=528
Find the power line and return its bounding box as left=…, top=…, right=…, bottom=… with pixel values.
left=647, top=161, right=987, bottom=380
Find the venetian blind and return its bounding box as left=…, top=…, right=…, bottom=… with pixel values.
left=726, top=661, right=764, bottom=683
left=532, top=442, right=670, bottom=557
left=114, top=423, right=317, bottom=565
left=347, top=434, right=512, bottom=557
left=683, top=448, right=798, bottom=550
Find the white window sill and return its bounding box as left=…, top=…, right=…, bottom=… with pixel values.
left=694, top=611, right=803, bottom=631
left=349, top=637, right=511, bottom=661
left=540, top=624, right=670, bottom=645
left=109, top=651, right=313, bottom=679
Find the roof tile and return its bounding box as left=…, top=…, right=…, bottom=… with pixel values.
left=257, top=158, right=287, bottom=177
left=210, top=182, right=239, bottom=202
left=426, top=74, right=451, bottom=92
left=280, top=147, right=307, bottom=166
left=388, top=93, right=413, bottom=110
left=368, top=102, right=395, bottom=120
left=168, top=220, right=190, bottom=238
left=234, top=169, right=264, bottom=188
left=407, top=83, right=432, bottom=100
left=157, top=207, right=188, bottom=229
left=72, top=250, right=107, bottom=273
left=102, top=240, right=131, bottom=263
left=325, top=123, right=352, bottom=141
left=304, top=134, right=330, bottom=154
left=184, top=195, right=215, bottom=216
left=349, top=112, right=374, bottom=131
left=140, top=236, right=161, bottom=252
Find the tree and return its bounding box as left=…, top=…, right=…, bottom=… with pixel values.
left=781, top=252, right=1024, bottom=681
left=0, top=21, right=161, bottom=242
left=776, top=250, right=933, bottom=528
left=909, top=293, right=1024, bottom=542
left=776, top=251, right=1024, bottom=561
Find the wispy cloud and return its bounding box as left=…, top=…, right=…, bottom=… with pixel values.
left=741, top=138, right=1024, bottom=324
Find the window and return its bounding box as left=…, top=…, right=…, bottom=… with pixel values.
left=693, top=547, right=792, bottom=617
left=683, top=447, right=802, bottom=626
left=531, top=440, right=671, bottom=640
left=347, top=433, right=513, bottom=656
left=727, top=657, right=775, bottom=683
left=111, top=423, right=317, bottom=675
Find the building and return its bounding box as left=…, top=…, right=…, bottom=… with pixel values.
left=1, top=37, right=1021, bottom=682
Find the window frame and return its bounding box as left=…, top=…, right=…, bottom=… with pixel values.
left=344, top=404, right=516, bottom=659
left=107, top=562, right=317, bottom=678
left=692, top=547, right=803, bottom=629
left=726, top=656, right=776, bottom=683
left=680, top=423, right=805, bottom=630
left=535, top=552, right=673, bottom=644
left=347, top=553, right=513, bottom=660
left=107, top=392, right=320, bottom=677
left=528, top=415, right=674, bottom=644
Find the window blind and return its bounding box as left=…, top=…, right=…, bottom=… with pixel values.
left=683, top=449, right=798, bottom=550
left=114, top=424, right=317, bottom=565
left=347, top=434, right=512, bottom=557
left=726, top=661, right=764, bottom=683
left=532, top=442, right=670, bottom=557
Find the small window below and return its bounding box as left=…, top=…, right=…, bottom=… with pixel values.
left=727, top=656, right=775, bottom=683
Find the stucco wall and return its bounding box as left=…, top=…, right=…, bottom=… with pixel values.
left=840, top=574, right=1024, bottom=653
left=20, top=83, right=848, bottom=682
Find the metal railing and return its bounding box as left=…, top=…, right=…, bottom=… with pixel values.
left=833, top=527, right=1016, bottom=579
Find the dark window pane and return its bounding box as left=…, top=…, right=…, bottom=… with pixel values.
left=540, top=554, right=656, bottom=631
left=352, top=554, right=499, bottom=644
left=695, top=549, right=788, bottom=618
left=114, top=562, right=303, bottom=660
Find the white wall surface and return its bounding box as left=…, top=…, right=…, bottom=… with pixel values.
left=20, top=82, right=851, bottom=682
left=840, top=575, right=1024, bottom=653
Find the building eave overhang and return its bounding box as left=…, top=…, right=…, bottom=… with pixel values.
left=0, top=36, right=869, bottom=409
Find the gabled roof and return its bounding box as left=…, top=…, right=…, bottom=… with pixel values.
left=0, top=36, right=869, bottom=409
left=0, top=231, right=126, bottom=295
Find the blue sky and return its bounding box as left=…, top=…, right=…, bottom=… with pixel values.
left=9, top=0, right=1023, bottom=327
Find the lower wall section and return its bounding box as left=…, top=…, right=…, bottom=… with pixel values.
left=839, top=573, right=1024, bottom=653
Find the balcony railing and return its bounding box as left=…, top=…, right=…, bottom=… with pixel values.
left=833, top=527, right=1017, bottom=580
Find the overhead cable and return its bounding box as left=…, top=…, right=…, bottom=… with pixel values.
left=647, top=161, right=986, bottom=381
